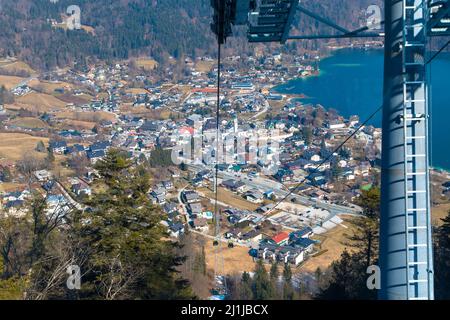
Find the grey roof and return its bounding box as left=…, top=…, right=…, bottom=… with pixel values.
left=222, top=179, right=245, bottom=190
left=140, top=121, right=163, bottom=132
left=245, top=190, right=264, bottom=199
left=5, top=200, right=24, bottom=209
left=291, top=237, right=315, bottom=249
left=163, top=202, right=178, bottom=213
left=290, top=227, right=313, bottom=239
left=87, top=150, right=106, bottom=159
left=49, top=141, right=67, bottom=149
left=169, top=222, right=184, bottom=233
left=188, top=202, right=203, bottom=214
left=241, top=230, right=261, bottom=241
left=182, top=190, right=200, bottom=201
left=90, top=141, right=111, bottom=151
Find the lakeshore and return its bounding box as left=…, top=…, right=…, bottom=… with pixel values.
left=273, top=48, right=450, bottom=172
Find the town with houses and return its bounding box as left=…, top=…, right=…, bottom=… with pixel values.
left=0, top=48, right=449, bottom=280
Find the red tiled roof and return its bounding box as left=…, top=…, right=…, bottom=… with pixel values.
left=272, top=232, right=289, bottom=244
left=179, top=126, right=194, bottom=135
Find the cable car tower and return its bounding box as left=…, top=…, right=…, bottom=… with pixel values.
left=381, top=0, right=448, bottom=300
left=211, top=0, right=450, bottom=300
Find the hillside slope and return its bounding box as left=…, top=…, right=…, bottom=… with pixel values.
left=0, top=0, right=387, bottom=70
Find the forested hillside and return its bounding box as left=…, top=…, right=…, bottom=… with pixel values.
left=0, top=0, right=215, bottom=69
left=0, top=0, right=385, bottom=70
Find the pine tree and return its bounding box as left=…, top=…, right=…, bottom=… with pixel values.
left=317, top=250, right=376, bottom=300
left=282, top=263, right=295, bottom=300
left=239, top=272, right=253, bottom=300
left=317, top=188, right=381, bottom=300
left=347, top=188, right=381, bottom=267
left=270, top=261, right=278, bottom=280
left=283, top=263, right=292, bottom=282
left=435, top=210, right=450, bottom=300
left=330, top=160, right=342, bottom=182
left=0, top=257, right=26, bottom=300
left=35, top=141, right=46, bottom=153
left=71, top=149, right=194, bottom=299
left=45, top=150, right=55, bottom=167
left=270, top=261, right=281, bottom=299
left=302, top=126, right=313, bottom=146
left=252, top=260, right=275, bottom=300
left=1, top=166, right=12, bottom=182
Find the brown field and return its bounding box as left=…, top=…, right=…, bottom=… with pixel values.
left=0, top=61, right=36, bottom=75
left=53, top=155, right=75, bottom=179
left=0, top=133, right=49, bottom=162
left=16, top=92, right=67, bottom=112
left=4, top=102, right=44, bottom=113
left=28, top=79, right=74, bottom=94
left=199, top=187, right=259, bottom=211
left=60, top=119, right=96, bottom=130
left=120, top=104, right=175, bottom=120
left=432, top=202, right=450, bottom=226
left=135, top=58, right=158, bottom=70
left=0, top=182, right=27, bottom=193
left=56, top=93, right=93, bottom=105
left=55, top=111, right=116, bottom=123
left=203, top=237, right=256, bottom=275
left=96, top=92, right=109, bottom=100
left=9, top=117, right=49, bottom=129
left=126, top=88, right=148, bottom=95
left=300, top=216, right=357, bottom=273
left=0, top=75, right=26, bottom=90
left=195, top=60, right=215, bottom=73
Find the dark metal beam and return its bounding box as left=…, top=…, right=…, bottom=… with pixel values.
left=287, top=19, right=385, bottom=41
left=297, top=5, right=350, bottom=34
left=428, top=4, right=450, bottom=29
left=346, top=20, right=386, bottom=36
left=287, top=33, right=383, bottom=40
left=280, top=0, right=299, bottom=43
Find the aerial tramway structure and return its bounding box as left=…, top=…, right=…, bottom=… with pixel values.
left=210, top=0, right=450, bottom=300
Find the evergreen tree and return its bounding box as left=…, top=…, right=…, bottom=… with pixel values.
left=316, top=250, right=376, bottom=300
left=270, top=261, right=278, bottom=280
left=302, top=126, right=313, bottom=146
left=252, top=260, right=275, bottom=300
left=283, top=263, right=292, bottom=282
left=270, top=261, right=281, bottom=299
left=45, top=150, right=55, bottom=167
left=0, top=85, right=14, bottom=104
left=317, top=188, right=381, bottom=300
left=149, top=147, right=173, bottom=167
left=282, top=264, right=295, bottom=300
left=0, top=257, right=26, bottom=300
left=330, top=160, right=342, bottom=182
left=434, top=210, right=450, bottom=300
left=239, top=272, right=253, bottom=300
left=348, top=188, right=381, bottom=267
left=1, top=166, right=12, bottom=182
left=71, top=149, right=194, bottom=299
left=35, top=141, right=46, bottom=153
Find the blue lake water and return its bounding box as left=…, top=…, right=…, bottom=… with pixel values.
left=273, top=48, right=450, bottom=171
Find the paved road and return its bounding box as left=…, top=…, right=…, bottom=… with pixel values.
left=187, top=164, right=363, bottom=218
left=177, top=184, right=249, bottom=248
left=251, top=99, right=269, bottom=120
left=55, top=181, right=84, bottom=211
